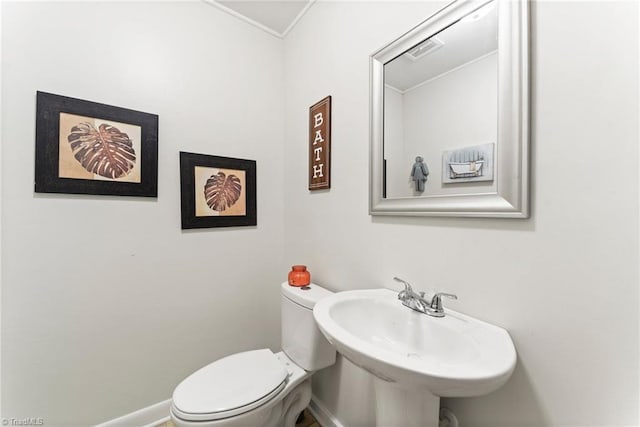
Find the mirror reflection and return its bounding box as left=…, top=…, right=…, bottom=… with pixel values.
left=383, top=1, right=498, bottom=198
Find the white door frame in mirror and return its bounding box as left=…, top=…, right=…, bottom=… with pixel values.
left=369, top=0, right=529, bottom=218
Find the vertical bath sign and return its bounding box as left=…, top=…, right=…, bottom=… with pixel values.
left=308, top=96, right=331, bottom=190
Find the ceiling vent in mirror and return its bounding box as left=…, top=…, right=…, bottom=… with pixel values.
left=404, top=37, right=444, bottom=61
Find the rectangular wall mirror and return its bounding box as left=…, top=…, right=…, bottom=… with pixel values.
left=369, top=0, right=529, bottom=218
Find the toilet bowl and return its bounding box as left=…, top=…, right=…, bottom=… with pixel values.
left=170, top=282, right=336, bottom=427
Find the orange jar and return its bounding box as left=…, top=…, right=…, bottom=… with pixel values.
left=288, top=265, right=311, bottom=287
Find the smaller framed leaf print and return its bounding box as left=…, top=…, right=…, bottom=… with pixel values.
left=35, top=91, right=158, bottom=197
left=179, top=152, right=257, bottom=229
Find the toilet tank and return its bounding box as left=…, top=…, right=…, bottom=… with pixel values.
left=281, top=281, right=336, bottom=371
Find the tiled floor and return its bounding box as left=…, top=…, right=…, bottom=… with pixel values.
left=159, top=408, right=320, bottom=427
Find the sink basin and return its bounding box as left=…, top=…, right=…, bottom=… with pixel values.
left=313, top=288, right=516, bottom=427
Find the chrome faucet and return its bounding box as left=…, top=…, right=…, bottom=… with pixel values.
left=393, top=277, right=457, bottom=317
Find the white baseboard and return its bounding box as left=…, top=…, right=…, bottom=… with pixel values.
left=94, top=399, right=171, bottom=427
left=309, top=394, right=345, bottom=427
left=95, top=395, right=338, bottom=427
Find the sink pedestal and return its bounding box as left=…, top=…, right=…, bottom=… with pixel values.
left=373, top=378, right=440, bottom=427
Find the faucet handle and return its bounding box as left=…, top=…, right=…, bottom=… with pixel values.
left=430, top=292, right=458, bottom=311
left=393, top=277, right=413, bottom=292
left=393, top=277, right=413, bottom=291
left=393, top=277, right=414, bottom=301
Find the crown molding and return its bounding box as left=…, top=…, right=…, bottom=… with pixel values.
left=202, top=0, right=316, bottom=39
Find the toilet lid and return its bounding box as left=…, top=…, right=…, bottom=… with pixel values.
left=172, top=349, right=288, bottom=422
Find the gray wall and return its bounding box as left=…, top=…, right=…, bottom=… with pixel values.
left=283, top=1, right=639, bottom=426
left=1, top=2, right=285, bottom=425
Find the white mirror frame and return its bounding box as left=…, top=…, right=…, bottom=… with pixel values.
left=369, top=0, right=529, bottom=218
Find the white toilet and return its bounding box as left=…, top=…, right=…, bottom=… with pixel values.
left=170, top=282, right=336, bottom=427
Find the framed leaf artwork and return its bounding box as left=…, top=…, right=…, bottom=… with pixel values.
left=179, top=152, right=257, bottom=229
left=35, top=91, right=158, bottom=197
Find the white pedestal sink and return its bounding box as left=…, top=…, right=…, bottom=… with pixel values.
left=313, top=289, right=516, bottom=427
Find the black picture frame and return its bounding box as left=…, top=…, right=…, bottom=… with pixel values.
left=179, top=152, right=257, bottom=229
left=35, top=91, right=158, bottom=197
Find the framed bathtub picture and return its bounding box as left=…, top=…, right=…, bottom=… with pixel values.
left=179, top=152, right=257, bottom=229
left=35, top=91, right=159, bottom=197
left=442, top=143, right=495, bottom=184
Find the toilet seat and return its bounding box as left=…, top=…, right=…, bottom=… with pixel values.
left=172, top=349, right=289, bottom=422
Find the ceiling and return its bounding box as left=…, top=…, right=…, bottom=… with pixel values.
left=205, top=0, right=315, bottom=38
left=385, top=1, right=498, bottom=92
